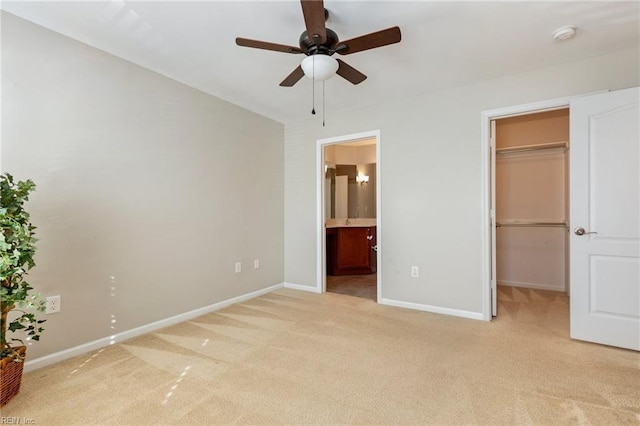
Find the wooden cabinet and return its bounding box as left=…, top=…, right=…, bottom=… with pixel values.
left=326, top=226, right=376, bottom=275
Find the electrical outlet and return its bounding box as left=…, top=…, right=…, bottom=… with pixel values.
left=254, top=259, right=260, bottom=269
left=46, top=295, right=61, bottom=314
left=411, top=266, right=419, bottom=278
left=235, top=262, right=242, bottom=273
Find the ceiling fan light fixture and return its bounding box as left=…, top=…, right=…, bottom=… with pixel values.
left=301, top=54, right=338, bottom=81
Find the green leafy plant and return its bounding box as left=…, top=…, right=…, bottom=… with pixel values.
left=0, top=173, right=45, bottom=360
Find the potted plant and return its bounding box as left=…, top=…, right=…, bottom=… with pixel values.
left=0, top=173, right=45, bottom=406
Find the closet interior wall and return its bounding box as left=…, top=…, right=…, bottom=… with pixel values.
left=495, top=109, right=569, bottom=293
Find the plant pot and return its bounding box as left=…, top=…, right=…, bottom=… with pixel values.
left=0, top=346, right=26, bottom=407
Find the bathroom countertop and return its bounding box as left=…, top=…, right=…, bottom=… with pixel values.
left=325, top=218, right=377, bottom=228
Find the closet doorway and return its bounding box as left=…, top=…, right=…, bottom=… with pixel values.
left=492, top=108, right=570, bottom=321
left=483, top=88, right=639, bottom=350
left=316, top=130, right=381, bottom=302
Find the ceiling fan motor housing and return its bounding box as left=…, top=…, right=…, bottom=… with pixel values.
left=299, top=28, right=339, bottom=55
left=235, top=1, right=401, bottom=87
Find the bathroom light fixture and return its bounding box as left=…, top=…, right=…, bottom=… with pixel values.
left=552, top=26, right=577, bottom=41
left=301, top=55, right=338, bottom=81
left=356, top=173, right=369, bottom=185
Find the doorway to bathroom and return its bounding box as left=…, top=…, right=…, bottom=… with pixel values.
left=317, top=130, right=381, bottom=301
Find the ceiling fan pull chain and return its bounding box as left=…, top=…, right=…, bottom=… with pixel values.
left=322, top=80, right=326, bottom=127
left=311, top=56, right=316, bottom=115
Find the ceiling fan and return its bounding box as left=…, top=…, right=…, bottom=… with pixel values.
left=235, top=0, right=402, bottom=87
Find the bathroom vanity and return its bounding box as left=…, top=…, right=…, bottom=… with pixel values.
left=326, top=221, right=377, bottom=276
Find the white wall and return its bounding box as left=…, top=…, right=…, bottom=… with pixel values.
left=1, top=13, right=284, bottom=360
left=356, top=144, right=377, bottom=165
left=325, top=143, right=376, bottom=165
left=284, top=48, right=639, bottom=316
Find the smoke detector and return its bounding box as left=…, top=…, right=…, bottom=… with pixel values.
left=552, top=26, right=577, bottom=41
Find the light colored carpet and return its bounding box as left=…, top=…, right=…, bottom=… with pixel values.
left=3, top=287, right=639, bottom=425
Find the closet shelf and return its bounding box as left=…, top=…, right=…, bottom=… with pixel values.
left=496, top=141, right=568, bottom=154
left=496, top=221, right=568, bottom=229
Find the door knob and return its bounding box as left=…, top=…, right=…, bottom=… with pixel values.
left=574, top=227, right=598, bottom=236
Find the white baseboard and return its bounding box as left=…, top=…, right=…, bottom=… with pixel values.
left=498, top=280, right=565, bottom=292
left=379, top=298, right=484, bottom=321
left=24, top=283, right=284, bottom=373
left=283, top=282, right=321, bottom=293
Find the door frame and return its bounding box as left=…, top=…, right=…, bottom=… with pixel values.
left=316, top=129, right=381, bottom=300
left=481, top=96, right=574, bottom=321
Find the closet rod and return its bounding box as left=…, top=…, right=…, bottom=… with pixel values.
left=496, top=141, right=568, bottom=154
left=496, top=221, right=568, bottom=228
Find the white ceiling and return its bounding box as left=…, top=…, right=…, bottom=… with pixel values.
left=2, top=1, right=639, bottom=124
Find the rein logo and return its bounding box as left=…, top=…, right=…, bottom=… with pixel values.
left=0, top=418, right=35, bottom=425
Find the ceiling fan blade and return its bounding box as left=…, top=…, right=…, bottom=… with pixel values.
left=236, top=37, right=303, bottom=54
left=280, top=65, right=305, bottom=87
left=336, top=59, right=367, bottom=85
left=336, top=26, right=401, bottom=55
left=300, top=0, right=327, bottom=45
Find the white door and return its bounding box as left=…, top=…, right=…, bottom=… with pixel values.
left=570, top=87, right=640, bottom=350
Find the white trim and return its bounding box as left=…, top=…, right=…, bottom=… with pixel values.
left=316, top=130, right=382, bottom=298
left=489, top=119, right=497, bottom=316
left=380, top=298, right=484, bottom=321
left=316, top=138, right=326, bottom=294
left=375, top=137, right=382, bottom=302
left=480, top=92, right=606, bottom=321
left=24, top=283, right=284, bottom=373
left=283, top=282, right=322, bottom=293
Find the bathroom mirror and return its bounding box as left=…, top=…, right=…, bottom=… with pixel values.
left=325, top=163, right=376, bottom=219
